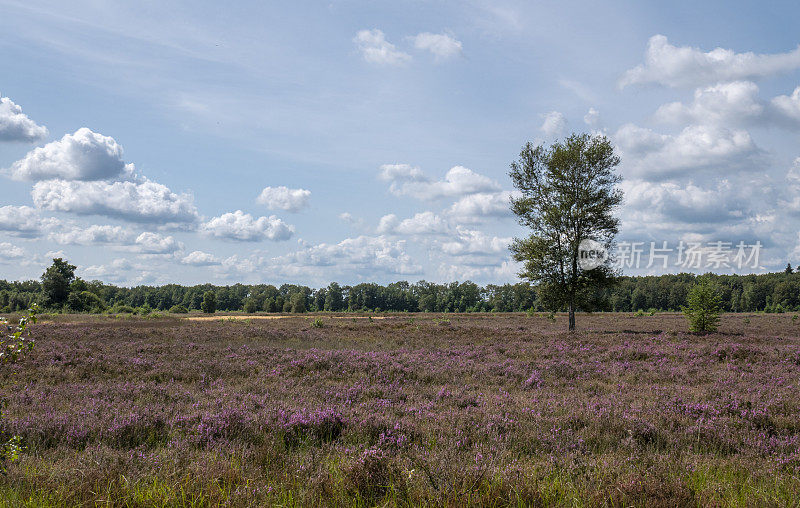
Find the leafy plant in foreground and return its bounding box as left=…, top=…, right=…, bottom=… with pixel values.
left=0, top=304, right=37, bottom=470
left=682, top=279, right=721, bottom=333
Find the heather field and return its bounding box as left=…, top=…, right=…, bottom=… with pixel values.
left=1, top=312, right=800, bottom=507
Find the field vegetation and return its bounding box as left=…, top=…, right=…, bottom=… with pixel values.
left=0, top=312, right=798, bottom=506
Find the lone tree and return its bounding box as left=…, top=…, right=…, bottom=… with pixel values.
left=682, top=278, right=721, bottom=333
left=41, top=258, right=76, bottom=309
left=509, top=133, right=623, bottom=331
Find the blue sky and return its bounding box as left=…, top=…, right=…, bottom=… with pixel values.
left=2, top=0, right=800, bottom=286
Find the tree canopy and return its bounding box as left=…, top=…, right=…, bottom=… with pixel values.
left=509, top=133, right=623, bottom=330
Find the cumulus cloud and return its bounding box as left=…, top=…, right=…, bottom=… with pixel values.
left=540, top=111, right=566, bottom=137
left=82, top=258, right=134, bottom=282
left=0, top=94, right=48, bottom=142
left=181, top=250, right=221, bottom=266
left=440, top=227, right=511, bottom=256
left=0, top=205, right=53, bottom=237
left=411, top=32, right=462, bottom=60
left=134, top=232, right=182, bottom=254
left=447, top=191, right=517, bottom=222
left=621, top=179, right=753, bottom=226
left=277, top=235, right=422, bottom=275
left=31, top=179, right=199, bottom=224
left=256, top=186, right=311, bottom=212
left=614, top=123, right=759, bottom=180
left=620, top=35, right=800, bottom=88
left=0, top=242, right=25, bottom=260
left=771, top=86, right=800, bottom=124
left=7, top=128, right=132, bottom=181
left=655, top=81, right=764, bottom=125
left=584, top=107, right=600, bottom=127
left=354, top=29, right=411, bottom=65
left=201, top=210, right=294, bottom=241
left=49, top=224, right=133, bottom=245
left=377, top=211, right=450, bottom=235
left=380, top=164, right=500, bottom=200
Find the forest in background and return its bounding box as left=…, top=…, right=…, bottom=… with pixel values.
left=1, top=260, right=799, bottom=314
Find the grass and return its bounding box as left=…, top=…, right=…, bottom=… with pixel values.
left=0, top=312, right=799, bottom=506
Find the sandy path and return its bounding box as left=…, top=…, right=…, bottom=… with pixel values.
left=184, top=315, right=389, bottom=321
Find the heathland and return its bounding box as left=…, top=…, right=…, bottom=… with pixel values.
left=0, top=312, right=798, bottom=506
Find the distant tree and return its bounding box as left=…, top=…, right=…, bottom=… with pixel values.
left=682, top=279, right=722, bottom=333
left=786, top=263, right=794, bottom=274
left=290, top=292, right=306, bottom=313
left=41, top=258, right=76, bottom=308
left=67, top=291, right=106, bottom=313
left=243, top=298, right=258, bottom=314
left=201, top=291, right=216, bottom=314
left=509, top=133, right=623, bottom=331
left=324, top=283, right=344, bottom=311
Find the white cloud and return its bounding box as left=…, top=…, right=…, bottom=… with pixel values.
left=134, top=232, right=182, bottom=254
left=620, top=35, right=800, bottom=88
left=583, top=107, right=600, bottom=127
left=0, top=242, right=25, bottom=260
left=181, top=250, right=221, bottom=266
left=7, top=128, right=132, bottom=181
left=256, top=185, right=311, bottom=212
left=379, top=163, right=426, bottom=182
left=0, top=205, right=52, bottom=237
left=0, top=94, right=48, bottom=142
left=621, top=179, right=752, bottom=226
left=441, top=227, right=511, bottom=256
left=771, top=86, right=800, bottom=123
left=378, top=211, right=450, bottom=235
left=49, top=224, right=133, bottom=245
left=82, top=258, right=135, bottom=282
left=614, top=123, right=758, bottom=180
left=411, top=32, right=462, bottom=60
left=354, top=29, right=411, bottom=65
left=201, top=210, right=294, bottom=241
left=540, top=111, right=566, bottom=137
left=654, top=81, right=764, bottom=125
left=31, top=179, right=199, bottom=224
left=381, top=164, right=500, bottom=200
left=447, top=191, right=517, bottom=222
left=277, top=235, right=422, bottom=275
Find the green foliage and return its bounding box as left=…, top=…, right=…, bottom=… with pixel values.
left=509, top=133, right=623, bottom=330
left=242, top=298, right=258, bottom=314
left=41, top=258, right=76, bottom=308
left=0, top=304, right=37, bottom=470
left=310, top=317, right=324, bottom=328
left=682, top=279, right=722, bottom=333
left=200, top=291, right=216, bottom=314
left=289, top=293, right=306, bottom=313
left=168, top=305, right=188, bottom=314
left=67, top=290, right=106, bottom=313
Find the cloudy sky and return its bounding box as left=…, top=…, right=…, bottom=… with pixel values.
left=2, top=0, right=800, bottom=287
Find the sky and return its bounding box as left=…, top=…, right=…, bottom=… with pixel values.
left=1, top=0, right=800, bottom=287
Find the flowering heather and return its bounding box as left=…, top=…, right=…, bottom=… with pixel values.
left=0, top=312, right=799, bottom=506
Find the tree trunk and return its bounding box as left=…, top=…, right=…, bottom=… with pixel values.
left=568, top=303, right=575, bottom=331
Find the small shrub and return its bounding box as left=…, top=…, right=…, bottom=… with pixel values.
left=344, top=447, right=404, bottom=504
left=280, top=409, right=346, bottom=446
left=113, top=305, right=136, bottom=314
left=682, top=279, right=721, bottom=333
left=310, top=317, right=324, bottom=328
left=169, top=305, right=188, bottom=314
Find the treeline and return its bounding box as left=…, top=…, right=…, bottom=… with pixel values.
left=1, top=259, right=799, bottom=314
